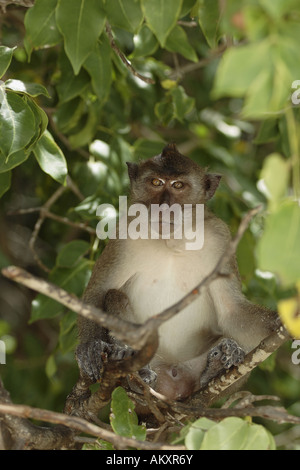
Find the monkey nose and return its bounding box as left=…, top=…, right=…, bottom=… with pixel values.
left=160, top=190, right=170, bottom=205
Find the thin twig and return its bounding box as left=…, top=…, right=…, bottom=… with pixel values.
left=105, top=22, right=155, bottom=85
left=29, top=185, right=66, bottom=273
left=168, top=44, right=226, bottom=81
left=8, top=207, right=95, bottom=235
left=177, top=20, right=198, bottom=28
left=11, top=175, right=88, bottom=272
left=39, top=209, right=96, bottom=235
left=0, top=401, right=184, bottom=450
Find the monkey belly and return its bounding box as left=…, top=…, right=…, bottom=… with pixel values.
left=124, top=272, right=217, bottom=364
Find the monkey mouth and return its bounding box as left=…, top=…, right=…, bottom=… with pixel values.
left=148, top=218, right=182, bottom=239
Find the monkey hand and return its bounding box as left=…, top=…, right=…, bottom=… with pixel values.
left=75, top=339, right=134, bottom=384
left=199, top=338, right=245, bottom=389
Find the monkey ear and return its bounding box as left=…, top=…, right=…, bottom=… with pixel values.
left=205, top=173, right=222, bottom=200
left=126, top=162, right=139, bottom=182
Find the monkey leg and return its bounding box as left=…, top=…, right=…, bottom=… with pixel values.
left=199, top=338, right=245, bottom=389
left=104, top=289, right=159, bottom=390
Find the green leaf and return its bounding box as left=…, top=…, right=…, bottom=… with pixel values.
left=56, top=240, right=90, bottom=268
left=68, top=103, right=98, bottom=148
left=0, top=171, right=11, bottom=198
left=154, top=94, right=174, bottom=125
left=84, top=37, right=112, bottom=103
left=54, top=98, right=85, bottom=134
left=15, top=98, right=48, bottom=156
left=213, top=33, right=299, bottom=118
left=165, top=25, right=198, bottom=62
left=142, top=0, right=183, bottom=47
left=236, top=229, right=256, bottom=283
left=242, top=52, right=290, bottom=118
left=241, top=424, right=276, bottom=450
left=255, top=119, right=279, bottom=144
left=180, top=0, right=198, bottom=18
left=45, top=355, right=57, bottom=379
left=57, top=53, right=90, bottom=104
left=72, top=194, right=102, bottom=221
left=259, top=0, right=300, bottom=19
left=185, top=418, right=215, bottom=450
left=5, top=79, right=50, bottom=98
left=170, top=86, right=195, bottom=121
left=0, top=150, right=29, bottom=173
left=24, top=0, right=62, bottom=59
left=26, top=99, right=48, bottom=143
left=105, top=0, right=144, bottom=33
left=59, top=311, right=78, bottom=353
left=0, top=89, right=36, bottom=159
left=259, top=153, right=290, bottom=208
left=201, top=417, right=248, bottom=450
left=110, top=387, right=146, bottom=441
left=0, top=46, right=16, bottom=79
left=257, top=201, right=300, bottom=286
left=30, top=259, right=92, bottom=322
left=56, top=0, right=106, bottom=74
left=200, top=417, right=275, bottom=450
left=132, top=25, right=158, bottom=58
left=60, top=310, right=77, bottom=338
left=33, top=130, right=68, bottom=184
left=198, top=0, right=221, bottom=48
left=133, top=139, right=165, bottom=159
left=213, top=41, right=271, bottom=99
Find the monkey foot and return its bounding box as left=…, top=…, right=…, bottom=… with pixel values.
left=127, top=366, right=157, bottom=394
left=200, top=338, right=245, bottom=388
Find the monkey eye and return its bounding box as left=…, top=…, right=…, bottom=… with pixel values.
left=151, top=178, right=163, bottom=186
left=172, top=181, right=184, bottom=189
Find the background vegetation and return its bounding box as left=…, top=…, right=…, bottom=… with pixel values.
left=0, top=0, right=300, bottom=449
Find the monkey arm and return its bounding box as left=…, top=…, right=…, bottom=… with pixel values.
left=208, top=273, right=280, bottom=354
left=77, top=239, right=139, bottom=383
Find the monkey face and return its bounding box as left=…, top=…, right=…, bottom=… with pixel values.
left=126, top=143, right=221, bottom=213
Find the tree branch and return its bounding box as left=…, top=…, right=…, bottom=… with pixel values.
left=105, top=22, right=155, bottom=85
left=0, top=379, right=183, bottom=450
left=1, top=264, right=153, bottom=350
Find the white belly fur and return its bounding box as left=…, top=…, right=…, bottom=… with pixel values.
left=122, top=237, right=220, bottom=364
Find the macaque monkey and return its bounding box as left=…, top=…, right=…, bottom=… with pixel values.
left=76, top=143, right=279, bottom=401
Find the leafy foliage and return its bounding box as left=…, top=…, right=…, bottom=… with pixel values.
left=0, top=0, right=300, bottom=450
left=110, top=387, right=146, bottom=441
left=179, top=417, right=276, bottom=450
